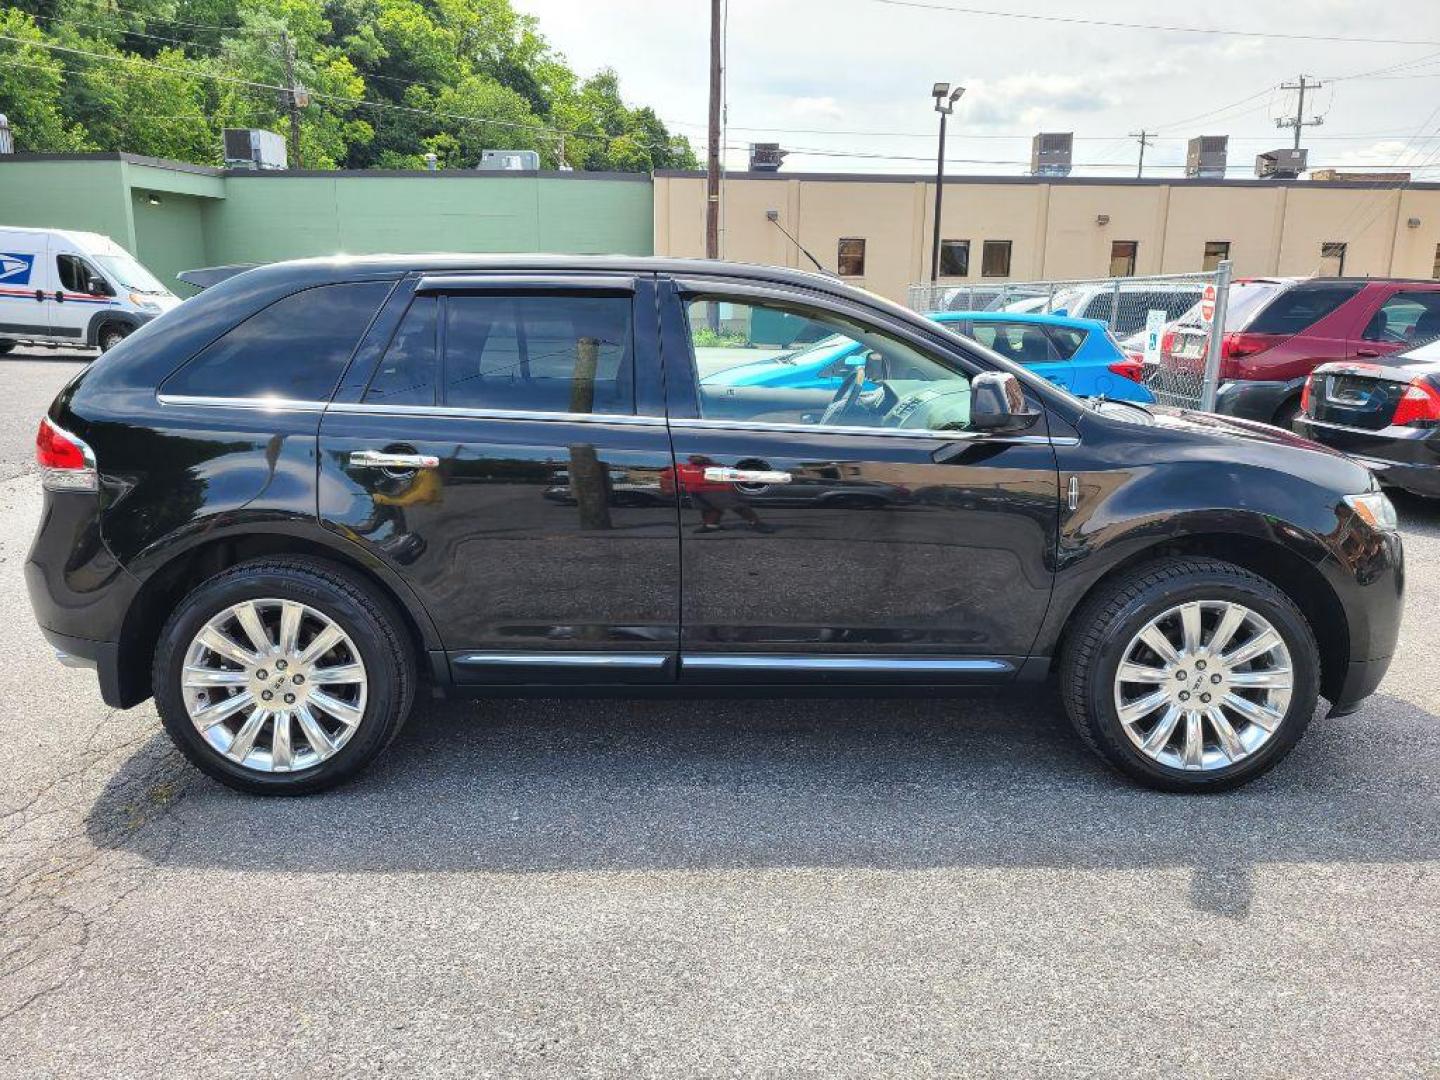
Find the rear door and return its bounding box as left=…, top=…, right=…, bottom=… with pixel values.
left=317, top=272, right=680, bottom=685
left=1351, top=286, right=1440, bottom=362
left=659, top=277, right=1061, bottom=683
left=0, top=234, right=48, bottom=342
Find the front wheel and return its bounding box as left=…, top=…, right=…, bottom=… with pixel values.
left=1060, top=557, right=1320, bottom=792
left=153, top=559, right=416, bottom=795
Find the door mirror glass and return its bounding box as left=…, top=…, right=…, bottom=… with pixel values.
left=970, top=371, right=1041, bottom=432
left=87, top=275, right=114, bottom=297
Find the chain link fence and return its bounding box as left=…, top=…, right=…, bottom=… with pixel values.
left=906, top=264, right=1233, bottom=411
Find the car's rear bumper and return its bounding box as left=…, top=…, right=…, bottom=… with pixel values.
left=36, top=624, right=127, bottom=708
left=1294, top=416, right=1440, bottom=498
left=1214, top=378, right=1306, bottom=424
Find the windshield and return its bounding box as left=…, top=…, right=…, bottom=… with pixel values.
left=777, top=332, right=850, bottom=363
left=94, top=253, right=169, bottom=295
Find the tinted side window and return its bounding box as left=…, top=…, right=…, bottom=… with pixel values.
left=1248, top=285, right=1361, bottom=336
left=442, top=293, right=634, bottom=414
left=163, top=282, right=390, bottom=400
left=364, top=296, right=437, bottom=405
left=970, top=321, right=1058, bottom=364
left=57, top=254, right=110, bottom=296
left=1361, top=291, right=1440, bottom=344
left=1044, top=326, right=1086, bottom=359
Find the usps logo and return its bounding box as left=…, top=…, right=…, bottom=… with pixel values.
left=0, top=253, right=35, bottom=286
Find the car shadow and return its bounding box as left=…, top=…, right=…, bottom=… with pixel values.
left=85, top=688, right=1439, bottom=918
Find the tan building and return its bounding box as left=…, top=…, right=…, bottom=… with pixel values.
left=654, top=170, right=1440, bottom=303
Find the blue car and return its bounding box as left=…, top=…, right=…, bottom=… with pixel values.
left=705, top=310, right=1155, bottom=402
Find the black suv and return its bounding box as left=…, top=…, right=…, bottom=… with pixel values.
left=27, top=256, right=1404, bottom=794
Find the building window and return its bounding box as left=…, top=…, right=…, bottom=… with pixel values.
left=939, top=239, right=970, bottom=277
left=1202, top=241, right=1231, bottom=272
left=1109, top=241, right=1138, bottom=278
left=981, top=240, right=1012, bottom=278
left=1320, top=242, right=1347, bottom=277
left=837, top=238, right=866, bottom=277
left=1432, top=243, right=1440, bottom=279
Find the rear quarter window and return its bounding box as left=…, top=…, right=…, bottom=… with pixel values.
left=1246, top=284, right=1361, bottom=336
left=161, top=282, right=391, bottom=400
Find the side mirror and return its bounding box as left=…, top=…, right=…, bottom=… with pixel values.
left=970, top=371, right=1041, bottom=433
left=87, top=276, right=113, bottom=297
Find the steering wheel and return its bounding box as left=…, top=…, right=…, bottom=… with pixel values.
left=817, top=363, right=867, bottom=426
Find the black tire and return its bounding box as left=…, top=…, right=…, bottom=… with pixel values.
left=1060, top=557, right=1320, bottom=793
left=98, top=324, right=131, bottom=352
left=0, top=339, right=15, bottom=355
left=1272, top=397, right=1303, bottom=433
left=153, top=558, right=416, bottom=795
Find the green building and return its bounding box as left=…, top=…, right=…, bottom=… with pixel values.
left=0, top=153, right=655, bottom=295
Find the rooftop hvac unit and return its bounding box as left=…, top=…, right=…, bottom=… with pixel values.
left=1255, top=147, right=1308, bottom=179
left=223, top=128, right=287, bottom=170
left=749, top=143, right=787, bottom=171
left=1031, top=132, right=1073, bottom=177
left=478, top=149, right=540, bottom=171
left=1186, top=135, right=1228, bottom=179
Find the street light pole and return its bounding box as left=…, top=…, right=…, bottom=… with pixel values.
left=929, top=82, right=963, bottom=284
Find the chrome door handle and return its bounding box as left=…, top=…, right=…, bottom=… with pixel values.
left=349, top=450, right=439, bottom=469
left=703, top=467, right=792, bottom=484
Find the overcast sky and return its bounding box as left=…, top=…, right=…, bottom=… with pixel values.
left=513, top=0, right=1440, bottom=178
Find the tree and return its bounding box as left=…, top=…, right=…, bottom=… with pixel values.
left=0, top=0, right=696, bottom=172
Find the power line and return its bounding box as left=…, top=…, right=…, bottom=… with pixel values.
left=865, top=0, right=1440, bottom=46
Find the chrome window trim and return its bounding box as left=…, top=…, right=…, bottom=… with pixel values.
left=415, top=273, right=637, bottom=294
left=668, top=416, right=1073, bottom=446
left=327, top=401, right=667, bottom=427
left=156, top=393, right=327, bottom=413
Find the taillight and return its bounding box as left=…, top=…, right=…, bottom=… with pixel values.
left=1107, top=357, right=1145, bottom=383
left=1300, top=375, right=1313, bottom=415
left=1392, top=378, right=1440, bottom=426
left=35, top=417, right=98, bottom=492
left=1220, top=332, right=1286, bottom=360
left=1160, top=329, right=1175, bottom=355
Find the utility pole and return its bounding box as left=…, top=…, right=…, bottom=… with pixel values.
left=1277, top=74, right=1324, bottom=150
left=1130, top=130, right=1155, bottom=178
left=279, top=31, right=303, bottom=169
left=705, top=0, right=722, bottom=260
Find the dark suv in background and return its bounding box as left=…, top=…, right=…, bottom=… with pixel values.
left=27, top=257, right=1403, bottom=795
left=1161, top=277, right=1440, bottom=430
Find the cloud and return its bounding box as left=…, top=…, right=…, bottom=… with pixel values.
left=961, top=74, right=1121, bottom=127
left=788, top=96, right=845, bottom=121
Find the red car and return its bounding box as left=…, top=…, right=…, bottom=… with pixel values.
left=1160, top=277, right=1440, bottom=429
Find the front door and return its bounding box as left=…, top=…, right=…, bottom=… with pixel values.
left=49, top=244, right=114, bottom=343
left=318, top=273, right=680, bottom=684
left=659, top=278, right=1061, bottom=684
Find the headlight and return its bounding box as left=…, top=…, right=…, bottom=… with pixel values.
left=128, top=292, right=161, bottom=313
left=1344, top=491, right=1399, bottom=532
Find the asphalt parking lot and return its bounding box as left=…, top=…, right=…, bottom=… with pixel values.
left=1, top=345, right=1438, bottom=1078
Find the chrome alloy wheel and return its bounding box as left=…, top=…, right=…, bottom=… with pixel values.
left=181, top=599, right=368, bottom=773
left=1112, top=601, right=1293, bottom=772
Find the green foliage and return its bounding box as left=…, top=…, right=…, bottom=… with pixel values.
left=692, top=327, right=750, bottom=349
left=0, top=0, right=699, bottom=173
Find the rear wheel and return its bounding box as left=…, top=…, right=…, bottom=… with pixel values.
left=1060, top=557, right=1320, bottom=792
left=1272, top=397, right=1303, bottom=433
left=153, top=559, right=415, bottom=795
left=98, top=324, right=131, bottom=352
